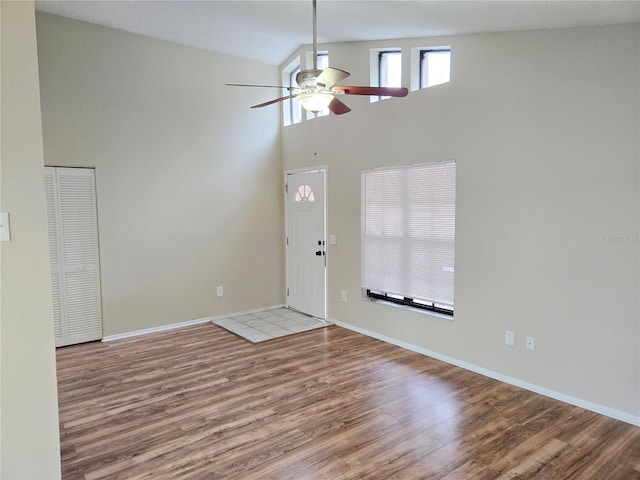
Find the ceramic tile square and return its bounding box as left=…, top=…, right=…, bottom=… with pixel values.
left=257, top=323, right=284, bottom=333
left=268, top=328, right=292, bottom=337
left=278, top=320, right=300, bottom=328
left=233, top=326, right=260, bottom=335
left=253, top=311, right=279, bottom=320
left=250, top=319, right=269, bottom=326
left=298, top=319, right=322, bottom=328
left=245, top=333, right=273, bottom=343
left=287, top=324, right=310, bottom=333
left=215, top=318, right=235, bottom=327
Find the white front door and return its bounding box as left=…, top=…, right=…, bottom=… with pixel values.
left=285, top=169, right=326, bottom=319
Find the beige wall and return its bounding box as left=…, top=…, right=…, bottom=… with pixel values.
left=282, top=25, right=640, bottom=421
left=0, top=2, right=62, bottom=478
left=35, top=13, right=284, bottom=337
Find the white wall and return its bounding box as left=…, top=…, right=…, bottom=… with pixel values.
left=36, top=13, right=284, bottom=337
left=282, top=25, right=640, bottom=422
left=0, top=2, right=62, bottom=478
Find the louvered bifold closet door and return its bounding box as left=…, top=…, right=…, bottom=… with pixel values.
left=45, top=168, right=65, bottom=346
left=45, top=167, right=103, bottom=346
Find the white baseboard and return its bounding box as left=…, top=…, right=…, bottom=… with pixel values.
left=102, top=305, right=286, bottom=342
left=333, top=319, right=640, bottom=427
left=102, top=317, right=212, bottom=342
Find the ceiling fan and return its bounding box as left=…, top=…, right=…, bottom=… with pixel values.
left=226, top=0, right=408, bottom=115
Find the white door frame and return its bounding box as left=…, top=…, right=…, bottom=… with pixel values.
left=284, top=166, right=328, bottom=319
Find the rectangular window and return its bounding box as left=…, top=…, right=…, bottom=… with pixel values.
left=361, top=161, right=456, bottom=315
left=378, top=50, right=401, bottom=100
left=282, top=58, right=301, bottom=126
left=419, top=48, right=451, bottom=88
left=316, top=52, right=328, bottom=70
left=288, top=65, right=301, bottom=124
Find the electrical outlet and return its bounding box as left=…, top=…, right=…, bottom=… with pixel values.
left=341, top=290, right=348, bottom=302
left=504, top=330, right=515, bottom=346
left=526, top=336, right=535, bottom=351
left=216, top=286, right=224, bottom=297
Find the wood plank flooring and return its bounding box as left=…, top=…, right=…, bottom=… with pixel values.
left=56, top=323, right=640, bottom=480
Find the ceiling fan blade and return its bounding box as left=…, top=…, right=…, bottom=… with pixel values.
left=251, top=94, right=295, bottom=109
left=328, top=97, right=351, bottom=115
left=227, top=83, right=293, bottom=90
left=334, top=86, right=409, bottom=97
left=316, top=67, right=351, bottom=89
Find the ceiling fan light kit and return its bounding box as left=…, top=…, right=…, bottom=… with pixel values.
left=298, top=92, right=334, bottom=113
left=227, top=0, right=408, bottom=116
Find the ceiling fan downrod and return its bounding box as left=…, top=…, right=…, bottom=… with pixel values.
left=312, top=0, right=318, bottom=70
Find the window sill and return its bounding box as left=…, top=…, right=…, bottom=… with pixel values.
left=361, top=294, right=454, bottom=321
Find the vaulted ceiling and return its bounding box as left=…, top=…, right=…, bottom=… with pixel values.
left=35, top=1, right=640, bottom=66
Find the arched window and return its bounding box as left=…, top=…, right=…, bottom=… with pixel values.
left=295, top=184, right=315, bottom=202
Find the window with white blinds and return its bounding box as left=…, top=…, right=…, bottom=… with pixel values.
left=361, top=161, right=456, bottom=315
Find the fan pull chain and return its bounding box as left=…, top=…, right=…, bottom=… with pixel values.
left=314, top=114, right=320, bottom=156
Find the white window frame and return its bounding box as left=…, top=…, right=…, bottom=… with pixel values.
left=411, top=46, right=451, bottom=91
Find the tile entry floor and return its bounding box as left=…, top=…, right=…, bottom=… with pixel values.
left=212, top=307, right=329, bottom=343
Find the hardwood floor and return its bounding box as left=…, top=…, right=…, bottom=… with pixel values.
left=56, top=323, right=640, bottom=480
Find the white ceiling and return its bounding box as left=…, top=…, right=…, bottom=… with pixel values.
left=35, top=1, right=640, bottom=66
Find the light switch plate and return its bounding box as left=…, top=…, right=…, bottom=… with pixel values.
left=505, top=330, right=515, bottom=346
left=0, top=212, right=10, bottom=241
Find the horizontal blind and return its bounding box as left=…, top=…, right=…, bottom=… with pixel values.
left=361, top=161, right=456, bottom=306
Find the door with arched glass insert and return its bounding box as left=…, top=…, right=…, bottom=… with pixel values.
left=285, top=169, right=326, bottom=319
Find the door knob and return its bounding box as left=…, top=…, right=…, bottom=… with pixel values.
left=315, top=250, right=322, bottom=256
